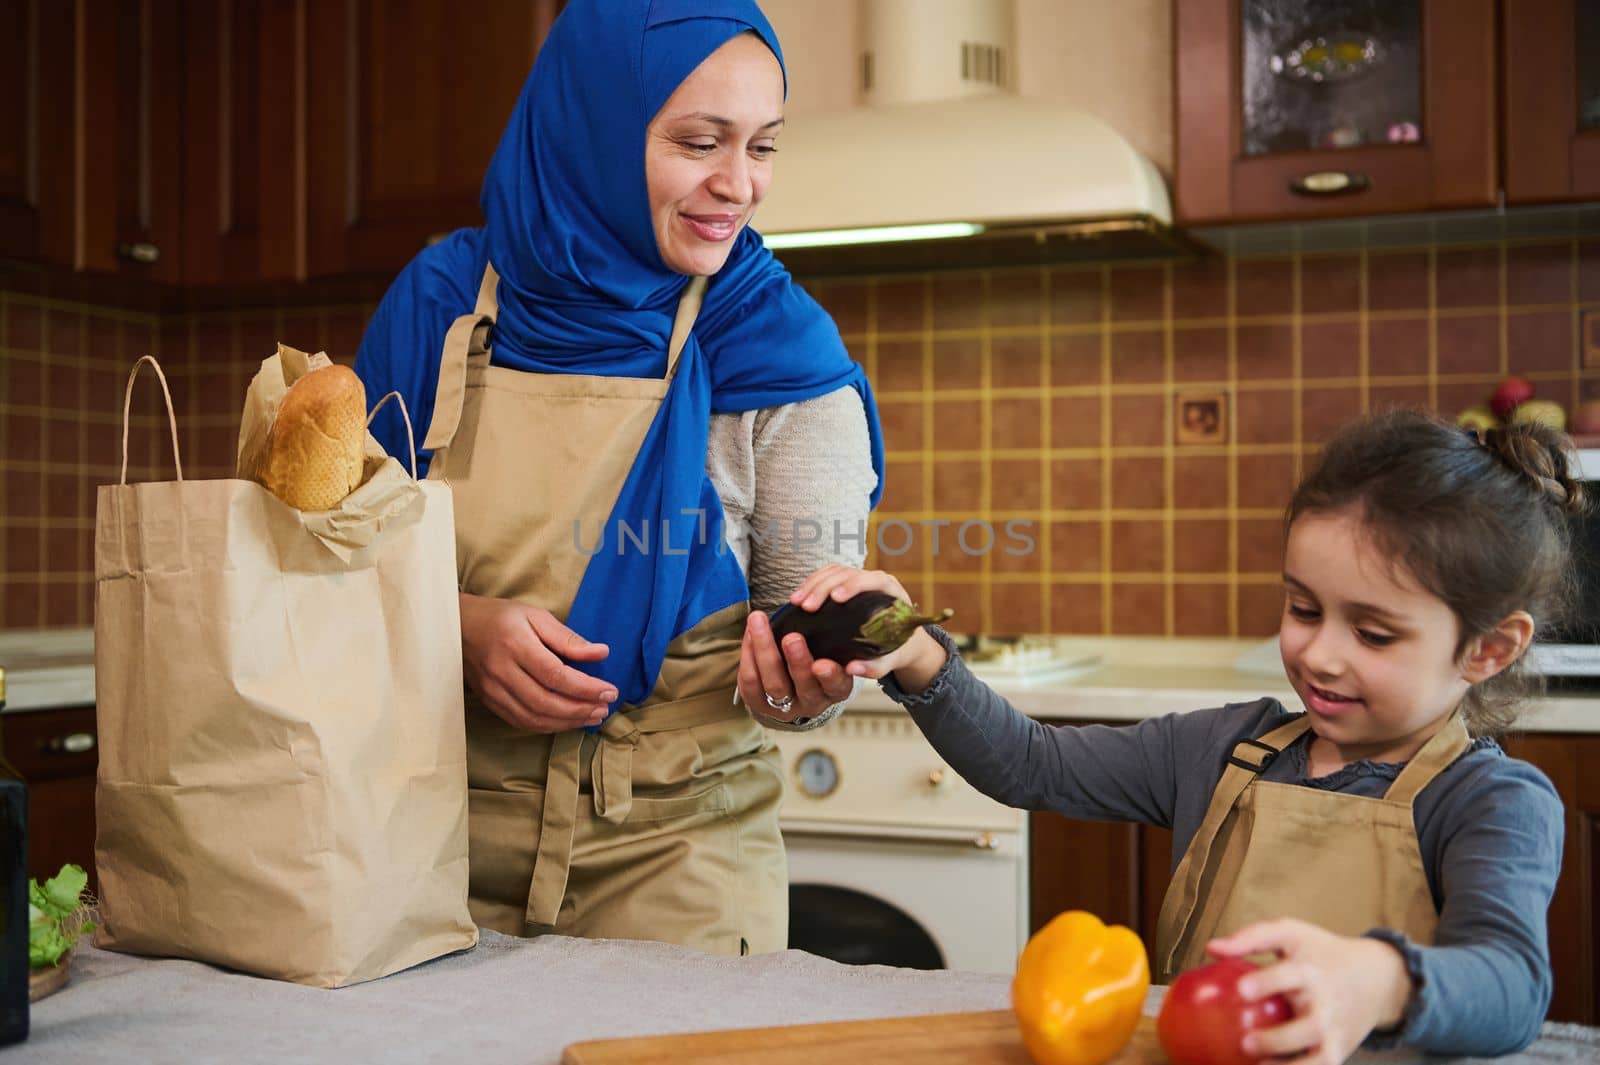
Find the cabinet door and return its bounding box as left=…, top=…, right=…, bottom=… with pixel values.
left=79, top=0, right=186, bottom=282
left=1, top=707, right=99, bottom=894
left=181, top=0, right=303, bottom=284
left=1176, top=0, right=1498, bottom=225
left=1503, top=0, right=1600, bottom=204
left=0, top=1, right=79, bottom=267
left=303, top=0, right=563, bottom=280
left=1500, top=733, right=1599, bottom=1024
left=0, top=1, right=182, bottom=278
left=1029, top=813, right=1142, bottom=935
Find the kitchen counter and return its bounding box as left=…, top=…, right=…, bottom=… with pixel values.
left=0, top=627, right=95, bottom=712
left=5, top=627, right=1597, bottom=733
left=25, top=931, right=1600, bottom=1064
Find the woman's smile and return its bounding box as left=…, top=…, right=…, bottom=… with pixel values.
left=679, top=211, right=743, bottom=243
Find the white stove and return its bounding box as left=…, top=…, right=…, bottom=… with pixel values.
left=772, top=701, right=1030, bottom=974
left=954, top=634, right=1103, bottom=688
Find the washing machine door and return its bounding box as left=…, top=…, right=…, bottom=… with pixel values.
left=781, top=825, right=1027, bottom=973
left=789, top=883, right=944, bottom=969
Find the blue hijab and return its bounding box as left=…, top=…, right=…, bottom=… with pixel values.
left=355, top=0, right=885, bottom=712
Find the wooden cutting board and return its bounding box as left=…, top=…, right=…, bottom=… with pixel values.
left=561, top=1009, right=1170, bottom=1064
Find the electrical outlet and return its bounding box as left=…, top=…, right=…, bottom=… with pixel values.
left=1583, top=310, right=1600, bottom=369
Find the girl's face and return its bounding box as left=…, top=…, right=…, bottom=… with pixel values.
left=1278, top=506, right=1473, bottom=766
left=644, top=33, right=784, bottom=276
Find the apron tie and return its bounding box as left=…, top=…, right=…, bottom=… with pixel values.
left=524, top=728, right=584, bottom=927
left=520, top=688, right=741, bottom=927
left=592, top=712, right=642, bottom=823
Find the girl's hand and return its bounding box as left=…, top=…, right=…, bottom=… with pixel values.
left=1205, top=919, right=1414, bottom=1065
left=786, top=564, right=950, bottom=694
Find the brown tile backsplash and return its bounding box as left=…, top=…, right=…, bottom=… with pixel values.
left=8, top=235, right=1600, bottom=637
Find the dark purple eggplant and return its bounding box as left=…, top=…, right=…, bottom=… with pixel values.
left=767, top=590, right=953, bottom=663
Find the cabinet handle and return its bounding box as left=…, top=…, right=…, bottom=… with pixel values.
left=1288, top=171, right=1370, bottom=196
left=116, top=242, right=161, bottom=264
left=42, top=732, right=95, bottom=755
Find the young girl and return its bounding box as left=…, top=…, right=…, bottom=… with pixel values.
left=775, top=410, right=1580, bottom=1063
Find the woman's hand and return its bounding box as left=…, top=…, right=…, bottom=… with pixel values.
left=1205, top=919, right=1414, bottom=1065
left=458, top=592, right=616, bottom=733
left=737, top=608, right=855, bottom=726
left=784, top=564, right=950, bottom=695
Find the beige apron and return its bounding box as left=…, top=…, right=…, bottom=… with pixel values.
left=424, top=266, right=787, bottom=955
left=1154, top=713, right=1472, bottom=980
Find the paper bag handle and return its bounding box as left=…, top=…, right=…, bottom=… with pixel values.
left=120, top=355, right=185, bottom=485
left=366, top=391, right=419, bottom=480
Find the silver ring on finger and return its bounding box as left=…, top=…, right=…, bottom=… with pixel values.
left=764, top=691, right=794, bottom=713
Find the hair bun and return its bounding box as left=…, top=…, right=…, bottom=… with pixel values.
left=1483, top=424, right=1586, bottom=515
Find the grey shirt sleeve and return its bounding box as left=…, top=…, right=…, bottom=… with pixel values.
left=1364, top=756, right=1563, bottom=1056
left=880, top=627, right=1232, bottom=829
left=706, top=386, right=878, bottom=732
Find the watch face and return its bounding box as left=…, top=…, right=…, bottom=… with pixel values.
left=795, top=748, right=840, bottom=798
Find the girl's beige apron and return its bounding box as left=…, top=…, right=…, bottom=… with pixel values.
left=423, top=265, right=787, bottom=954
left=1154, top=713, right=1471, bottom=980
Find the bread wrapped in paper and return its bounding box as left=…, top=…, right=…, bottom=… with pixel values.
left=237, top=345, right=371, bottom=512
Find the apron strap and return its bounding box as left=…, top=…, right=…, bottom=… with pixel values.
left=664, top=276, right=707, bottom=381
left=1384, top=713, right=1472, bottom=806
left=426, top=267, right=701, bottom=451
left=523, top=686, right=745, bottom=926
left=1154, top=714, right=1311, bottom=976
left=524, top=726, right=583, bottom=927
left=424, top=264, right=500, bottom=452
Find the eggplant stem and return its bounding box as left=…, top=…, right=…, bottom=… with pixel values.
left=861, top=599, right=954, bottom=653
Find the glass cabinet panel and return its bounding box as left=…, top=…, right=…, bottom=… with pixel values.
left=1579, top=2, right=1600, bottom=129
left=1241, top=0, right=1424, bottom=156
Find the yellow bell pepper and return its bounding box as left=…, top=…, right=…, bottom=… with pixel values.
left=1012, top=910, right=1150, bottom=1065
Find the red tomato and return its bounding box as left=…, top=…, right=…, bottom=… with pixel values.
left=1156, top=958, right=1294, bottom=1065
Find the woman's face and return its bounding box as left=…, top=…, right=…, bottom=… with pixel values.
left=645, top=33, right=784, bottom=276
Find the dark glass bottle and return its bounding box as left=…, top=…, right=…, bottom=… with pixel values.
left=0, top=668, right=28, bottom=1046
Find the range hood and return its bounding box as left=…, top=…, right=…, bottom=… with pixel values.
left=756, top=0, right=1199, bottom=275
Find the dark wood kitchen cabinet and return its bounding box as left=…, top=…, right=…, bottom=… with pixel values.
left=1, top=0, right=185, bottom=282
left=1, top=706, right=99, bottom=895
left=1502, top=0, right=1600, bottom=204
left=1500, top=732, right=1600, bottom=1025
left=0, top=0, right=72, bottom=267
left=301, top=0, right=563, bottom=279
left=179, top=0, right=303, bottom=285
left=6, top=0, right=562, bottom=286
left=1175, top=0, right=1499, bottom=225
left=1031, top=722, right=1600, bottom=1024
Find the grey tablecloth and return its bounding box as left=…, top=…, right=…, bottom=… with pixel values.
left=21, top=931, right=1600, bottom=1064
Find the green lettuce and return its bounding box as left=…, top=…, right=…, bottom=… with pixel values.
left=27, top=863, right=94, bottom=969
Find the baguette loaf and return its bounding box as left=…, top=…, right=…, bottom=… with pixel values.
left=255, top=364, right=367, bottom=511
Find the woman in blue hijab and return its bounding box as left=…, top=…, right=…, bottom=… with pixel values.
left=355, top=0, right=882, bottom=951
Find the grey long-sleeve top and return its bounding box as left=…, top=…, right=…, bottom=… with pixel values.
left=881, top=629, right=1565, bottom=1057
left=707, top=386, right=879, bottom=731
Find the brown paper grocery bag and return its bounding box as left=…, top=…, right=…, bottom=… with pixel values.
left=93, top=355, right=477, bottom=988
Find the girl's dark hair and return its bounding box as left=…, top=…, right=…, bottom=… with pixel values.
left=1286, top=408, right=1586, bottom=734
